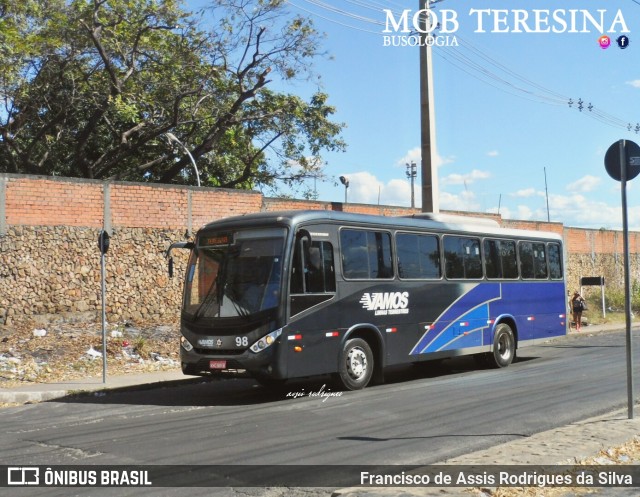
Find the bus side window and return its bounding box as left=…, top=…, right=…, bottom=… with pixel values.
left=341, top=229, right=393, bottom=279
left=292, top=240, right=336, bottom=294
left=484, top=239, right=518, bottom=279
left=519, top=242, right=535, bottom=279
left=520, top=241, right=548, bottom=280
left=291, top=240, right=305, bottom=294
left=444, top=236, right=482, bottom=279
left=397, top=233, right=441, bottom=279
left=484, top=239, right=502, bottom=279
left=548, top=243, right=563, bottom=280
left=321, top=243, right=336, bottom=292
left=533, top=243, right=548, bottom=279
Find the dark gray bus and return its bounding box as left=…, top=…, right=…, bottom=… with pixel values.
left=167, top=210, right=567, bottom=390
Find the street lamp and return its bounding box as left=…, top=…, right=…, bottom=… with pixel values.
left=339, top=175, right=349, bottom=204
left=165, top=132, right=201, bottom=187
left=406, top=161, right=417, bottom=208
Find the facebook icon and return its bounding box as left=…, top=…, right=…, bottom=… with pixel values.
left=617, top=35, right=630, bottom=49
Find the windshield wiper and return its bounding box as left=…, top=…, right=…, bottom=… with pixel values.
left=193, top=274, right=221, bottom=320
left=193, top=242, right=234, bottom=320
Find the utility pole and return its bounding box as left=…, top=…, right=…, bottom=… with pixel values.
left=406, top=161, right=417, bottom=208
left=544, top=167, right=550, bottom=222
left=419, top=0, right=439, bottom=213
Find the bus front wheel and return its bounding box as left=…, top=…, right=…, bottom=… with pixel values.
left=490, top=323, right=516, bottom=368
left=338, top=338, right=374, bottom=390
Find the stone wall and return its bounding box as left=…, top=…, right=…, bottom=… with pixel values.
left=0, top=226, right=185, bottom=326
left=1, top=173, right=639, bottom=326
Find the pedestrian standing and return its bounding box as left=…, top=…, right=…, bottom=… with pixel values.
left=571, top=291, right=586, bottom=331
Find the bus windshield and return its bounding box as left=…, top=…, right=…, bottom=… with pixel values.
left=184, top=228, right=285, bottom=320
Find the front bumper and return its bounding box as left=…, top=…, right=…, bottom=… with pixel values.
left=180, top=343, right=285, bottom=379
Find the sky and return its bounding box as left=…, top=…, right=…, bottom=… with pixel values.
left=262, top=0, right=640, bottom=230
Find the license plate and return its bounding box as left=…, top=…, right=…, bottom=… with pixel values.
left=210, top=360, right=227, bottom=370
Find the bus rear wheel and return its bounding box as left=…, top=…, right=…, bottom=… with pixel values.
left=489, top=323, right=516, bottom=368
left=338, top=338, right=373, bottom=390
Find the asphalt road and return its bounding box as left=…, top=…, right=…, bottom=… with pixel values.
left=0, top=328, right=636, bottom=495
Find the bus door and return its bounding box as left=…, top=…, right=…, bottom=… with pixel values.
left=286, top=228, right=339, bottom=377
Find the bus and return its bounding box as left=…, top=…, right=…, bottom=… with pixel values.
left=166, top=210, right=567, bottom=390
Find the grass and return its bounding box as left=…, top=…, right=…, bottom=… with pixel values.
left=583, top=294, right=633, bottom=326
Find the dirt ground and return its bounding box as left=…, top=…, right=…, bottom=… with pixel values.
left=0, top=319, right=180, bottom=390
left=486, top=438, right=640, bottom=497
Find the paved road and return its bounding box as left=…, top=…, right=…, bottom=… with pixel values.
left=0, top=329, right=637, bottom=495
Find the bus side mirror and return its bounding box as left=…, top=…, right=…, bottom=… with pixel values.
left=296, top=229, right=311, bottom=243
left=165, top=241, right=194, bottom=278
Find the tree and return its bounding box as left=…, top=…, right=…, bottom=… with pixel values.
left=0, top=0, right=345, bottom=190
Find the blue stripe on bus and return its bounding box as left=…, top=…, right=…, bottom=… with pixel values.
left=410, top=281, right=566, bottom=356
left=426, top=304, right=491, bottom=352
left=410, top=283, right=502, bottom=355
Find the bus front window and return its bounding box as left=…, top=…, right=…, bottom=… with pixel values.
left=184, top=229, right=285, bottom=319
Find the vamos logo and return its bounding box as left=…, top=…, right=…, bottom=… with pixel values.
left=360, top=292, right=409, bottom=316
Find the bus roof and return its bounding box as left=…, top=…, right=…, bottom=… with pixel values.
left=200, top=210, right=563, bottom=242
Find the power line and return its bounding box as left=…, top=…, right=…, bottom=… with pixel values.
left=286, top=0, right=382, bottom=34
left=303, top=0, right=384, bottom=25
left=438, top=38, right=568, bottom=105
left=285, top=0, right=639, bottom=133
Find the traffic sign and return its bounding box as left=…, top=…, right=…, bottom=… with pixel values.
left=604, top=140, right=640, bottom=181
left=604, top=139, right=639, bottom=419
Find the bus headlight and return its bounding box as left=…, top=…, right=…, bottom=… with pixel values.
left=250, top=328, right=282, bottom=354
left=181, top=336, right=194, bottom=352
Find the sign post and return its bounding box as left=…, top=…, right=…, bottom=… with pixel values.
left=579, top=276, right=605, bottom=318
left=604, top=139, right=640, bottom=419
left=98, top=230, right=110, bottom=384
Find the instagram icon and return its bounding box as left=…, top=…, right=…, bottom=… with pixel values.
left=598, top=35, right=611, bottom=49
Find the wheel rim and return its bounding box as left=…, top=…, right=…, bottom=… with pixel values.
left=497, top=332, right=513, bottom=361
left=347, top=346, right=368, bottom=380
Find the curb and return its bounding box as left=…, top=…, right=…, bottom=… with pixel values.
left=0, top=373, right=202, bottom=404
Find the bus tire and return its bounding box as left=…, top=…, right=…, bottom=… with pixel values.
left=338, top=338, right=374, bottom=390
left=490, top=323, right=516, bottom=368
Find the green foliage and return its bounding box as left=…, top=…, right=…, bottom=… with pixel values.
left=0, top=0, right=345, bottom=190
left=587, top=282, right=640, bottom=312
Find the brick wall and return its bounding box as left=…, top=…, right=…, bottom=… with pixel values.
left=0, top=173, right=637, bottom=326
left=6, top=177, right=104, bottom=227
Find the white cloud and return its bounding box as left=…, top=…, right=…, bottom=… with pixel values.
left=516, top=205, right=533, bottom=220
left=440, top=169, right=491, bottom=186
left=439, top=190, right=480, bottom=212
left=396, top=147, right=421, bottom=168
left=567, top=175, right=601, bottom=193
left=487, top=150, right=499, bottom=157
left=626, top=80, right=640, bottom=88
left=546, top=193, right=621, bottom=228
left=396, top=147, right=455, bottom=169
left=344, top=171, right=419, bottom=207
left=510, top=188, right=537, bottom=198
left=488, top=204, right=533, bottom=221
left=337, top=171, right=629, bottom=230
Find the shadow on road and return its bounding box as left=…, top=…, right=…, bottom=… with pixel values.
left=52, top=354, right=540, bottom=408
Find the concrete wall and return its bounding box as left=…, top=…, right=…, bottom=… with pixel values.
left=1, top=173, right=637, bottom=326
